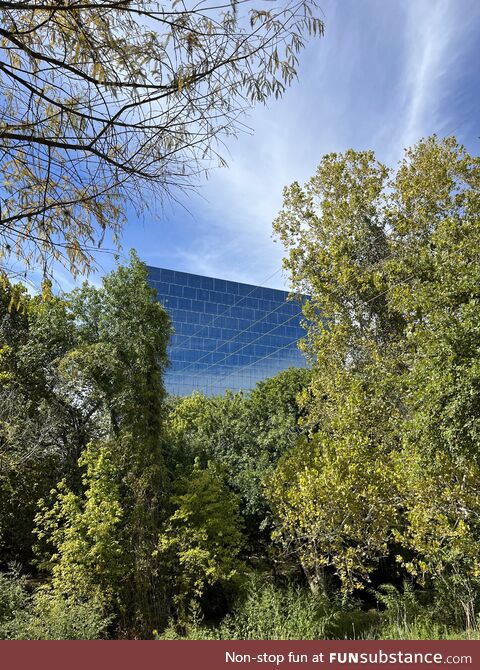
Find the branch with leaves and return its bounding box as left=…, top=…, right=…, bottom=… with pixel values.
left=0, top=0, right=323, bottom=277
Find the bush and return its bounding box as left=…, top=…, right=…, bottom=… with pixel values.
left=161, top=579, right=476, bottom=641
left=159, top=578, right=341, bottom=640
left=374, top=582, right=480, bottom=640
left=0, top=567, right=30, bottom=628
left=0, top=570, right=110, bottom=640
left=158, top=462, right=245, bottom=621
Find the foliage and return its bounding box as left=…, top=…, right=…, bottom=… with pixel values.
left=165, top=390, right=247, bottom=474
left=3, top=135, right=480, bottom=639
left=0, top=1, right=323, bottom=277
left=386, top=138, right=480, bottom=625
left=1, top=280, right=85, bottom=565
left=0, top=567, right=30, bottom=627
left=265, top=354, right=401, bottom=597
left=270, top=148, right=404, bottom=592
left=3, top=593, right=109, bottom=641
left=157, top=462, right=245, bottom=621
left=34, top=441, right=125, bottom=609
left=239, top=368, right=312, bottom=523
left=374, top=582, right=480, bottom=640
left=158, top=577, right=480, bottom=641
left=213, top=579, right=335, bottom=640
left=273, top=149, right=397, bottom=348
left=166, top=367, right=311, bottom=527
left=271, top=136, right=480, bottom=606
left=0, top=582, right=109, bottom=640
left=158, top=578, right=334, bottom=640
left=1, top=252, right=172, bottom=636
left=158, top=577, right=383, bottom=640
left=267, top=430, right=398, bottom=593
left=1, top=567, right=109, bottom=640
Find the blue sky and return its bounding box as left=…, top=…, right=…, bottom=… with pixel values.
left=55, top=0, right=480, bottom=292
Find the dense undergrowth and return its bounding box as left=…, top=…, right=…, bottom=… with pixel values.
left=159, top=579, right=480, bottom=641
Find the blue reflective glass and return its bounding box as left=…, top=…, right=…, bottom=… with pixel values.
left=187, top=274, right=203, bottom=288
left=147, top=266, right=307, bottom=396
left=167, top=283, right=183, bottom=297
left=159, top=269, right=175, bottom=283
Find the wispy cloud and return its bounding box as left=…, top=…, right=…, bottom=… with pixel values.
left=392, top=0, right=472, bottom=157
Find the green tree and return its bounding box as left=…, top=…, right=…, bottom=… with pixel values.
left=166, top=367, right=311, bottom=529
left=157, top=462, right=245, bottom=622
left=270, top=149, right=404, bottom=592
left=270, top=136, right=480, bottom=606
left=0, top=1, right=323, bottom=277
left=266, top=369, right=400, bottom=593
left=165, top=390, right=247, bottom=474
left=35, top=441, right=125, bottom=609
left=236, top=367, right=312, bottom=525
left=0, top=280, right=87, bottom=566
left=30, top=252, right=172, bottom=635
left=385, top=137, right=480, bottom=627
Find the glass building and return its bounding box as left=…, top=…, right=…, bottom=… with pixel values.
left=147, top=266, right=307, bottom=396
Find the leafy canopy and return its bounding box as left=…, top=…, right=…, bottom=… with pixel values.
left=270, top=136, right=480, bottom=598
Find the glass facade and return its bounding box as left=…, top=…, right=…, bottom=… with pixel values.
left=147, top=266, right=307, bottom=396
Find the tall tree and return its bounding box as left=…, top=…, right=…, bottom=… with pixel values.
left=270, top=137, right=480, bottom=605
left=34, top=252, right=172, bottom=635
left=0, top=281, right=86, bottom=566
left=386, top=137, right=480, bottom=627
left=268, top=147, right=407, bottom=593
left=0, top=0, right=323, bottom=277
left=1, top=253, right=173, bottom=634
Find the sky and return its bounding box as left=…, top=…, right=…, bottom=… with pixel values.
left=52, top=0, right=480, bottom=292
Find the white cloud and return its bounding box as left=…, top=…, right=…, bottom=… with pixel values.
left=388, top=0, right=477, bottom=160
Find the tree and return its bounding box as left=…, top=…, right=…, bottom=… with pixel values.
left=266, top=383, right=400, bottom=593
left=0, top=0, right=323, bottom=277
left=235, top=367, right=312, bottom=525
left=385, top=137, right=480, bottom=628
left=270, top=136, right=480, bottom=603
left=1, top=252, right=173, bottom=634
left=33, top=253, right=172, bottom=635
left=269, top=149, right=404, bottom=592
left=157, top=461, right=245, bottom=623
left=165, top=367, right=311, bottom=530
left=0, top=280, right=87, bottom=567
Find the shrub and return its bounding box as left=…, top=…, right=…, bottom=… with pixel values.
left=0, top=570, right=110, bottom=640
left=0, top=567, right=30, bottom=629
left=158, top=578, right=341, bottom=640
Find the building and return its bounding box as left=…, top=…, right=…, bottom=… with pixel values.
left=147, top=266, right=307, bottom=396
